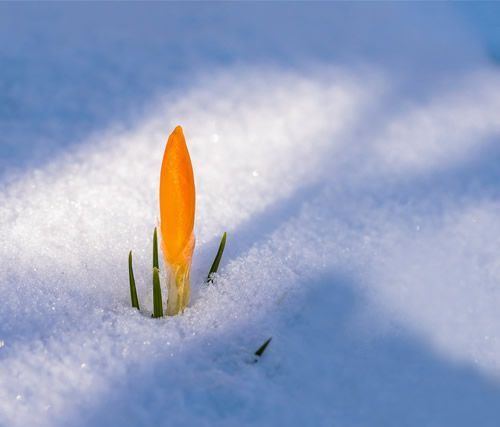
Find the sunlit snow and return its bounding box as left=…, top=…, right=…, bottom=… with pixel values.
left=1, top=3, right=500, bottom=427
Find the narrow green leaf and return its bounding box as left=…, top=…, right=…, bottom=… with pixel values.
left=254, top=337, right=272, bottom=357
left=207, top=232, right=227, bottom=283
left=152, top=267, right=163, bottom=318
left=153, top=227, right=159, bottom=270
left=128, top=251, right=140, bottom=310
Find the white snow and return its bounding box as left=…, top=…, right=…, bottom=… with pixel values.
left=2, top=3, right=500, bottom=427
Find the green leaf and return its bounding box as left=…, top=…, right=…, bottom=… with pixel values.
left=207, top=232, right=227, bottom=283
left=254, top=337, right=272, bottom=357
left=153, top=227, right=159, bottom=270
left=152, top=267, right=163, bottom=318
left=128, top=251, right=140, bottom=310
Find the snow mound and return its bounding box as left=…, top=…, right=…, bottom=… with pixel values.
left=2, top=64, right=500, bottom=426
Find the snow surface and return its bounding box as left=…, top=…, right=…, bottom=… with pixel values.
left=2, top=3, right=500, bottom=427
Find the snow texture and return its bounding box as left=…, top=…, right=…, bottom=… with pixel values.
left=2, top=3, right=500, bottom=427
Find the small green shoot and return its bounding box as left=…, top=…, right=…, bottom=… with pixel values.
left=128, top=251, right=140, bottom=310
left=254, top=337, right=272, bottom=358
left=207, top=231, right=227, bottom=283
left=152, top=267, right=163, bottom=318
left=153, top=227, right=159, bottom=269
left=128, top=226, right=226, bottom=318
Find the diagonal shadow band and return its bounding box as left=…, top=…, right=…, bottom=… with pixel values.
left=64, top=269, right=500, bottom=427
left=194, top=181, right=325, bottom=280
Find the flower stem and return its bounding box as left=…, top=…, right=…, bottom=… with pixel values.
left=166, top=263, right=191, bottom=315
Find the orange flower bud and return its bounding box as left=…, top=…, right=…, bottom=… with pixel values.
left=159, top=126, right=195, bottom=315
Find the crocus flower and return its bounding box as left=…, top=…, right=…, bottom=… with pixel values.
left=159, top=126, right=195, bottom=315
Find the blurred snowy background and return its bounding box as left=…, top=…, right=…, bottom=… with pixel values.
left=1, top=3, right=500, bottom=426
